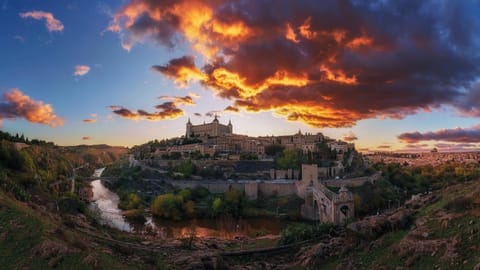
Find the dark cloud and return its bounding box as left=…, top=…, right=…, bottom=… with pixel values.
left=405, top=144, right=429, bottom=149
left=159, top=95, right=195, bottom=105
left=151, top=56, right=205, bottom=87
left=83, top=118, right=96, bottom=123
left=377, top=145, right=391, bottom=149
left=110, top=94, right=197, bottom=121
left=224, top=105, right=239, bottom=113
left=0, top=88, right=63, bottom=127
left=343, top=132, right=357, bottom=142
left=82, top=136, right=93, bottom=140
left=398, top=125, right=480, bottom=143
left=110, top=0, right=480, bottom=127
left=205, top=110, right=221, bottom=118
left=435, top=143, right=478, bottom=149
left=433, top=142, right=479, bottom=152
left=193, top=112, right=202, bottom=117
left=399, top=143, right=431, bottom=152
left=110, top=102, right=183, bottom=121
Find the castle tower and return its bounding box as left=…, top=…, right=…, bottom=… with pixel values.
left=228, top=119, right=233, bottom=133
left=212, top=114, right=219, bottom=136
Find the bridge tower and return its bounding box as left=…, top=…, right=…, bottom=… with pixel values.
left=298, top=164, right=354, bottom=224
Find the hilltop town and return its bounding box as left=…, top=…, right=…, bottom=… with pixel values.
left=129, top=117, right=361, bottom=181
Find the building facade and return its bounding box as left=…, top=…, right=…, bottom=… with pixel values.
left=186, top=116, right=233, bottom=138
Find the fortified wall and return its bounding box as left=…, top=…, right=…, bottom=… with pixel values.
left=167, top=163, right=355, bottom=224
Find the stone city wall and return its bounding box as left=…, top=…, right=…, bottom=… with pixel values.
left=167, top=180, right=297, bottom=199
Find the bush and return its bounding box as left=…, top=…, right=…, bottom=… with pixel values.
left=224, top=188, right=245, bottom=216
left=211, top=197, right=223, bottom=217
left=58, top=197, right=86, bottom=214
left=123, top=209, right=146, bottom=223
left=151, top=193, right=184, bottom=220
left=191, top=186, right=210, bottom=200
left=119, top=193, right=142, bottom=210
left=151, top=193, right=195, bottom=220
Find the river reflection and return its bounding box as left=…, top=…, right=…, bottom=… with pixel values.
left=137, top=216, right=288, bottom=239
left=89, top=168, right=290, bottom=238
left=89, top=168, right=132, bottom=232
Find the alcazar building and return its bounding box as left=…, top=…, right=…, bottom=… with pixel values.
left=186, top=115, right=233, bottom=138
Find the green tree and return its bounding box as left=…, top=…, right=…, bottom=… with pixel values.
left=151, top=193, right=184, bottom=220
left=175, top=159, right=196, bottom=177
left=178, top=188, right=192, bottom=201
left=183, top=200, right=195, bottom=218
left=124, top=193, right=142, bottom=210
left=277, top=149, right=300, bottom=169
left=265, top=144, right=285, bottom=157
left=224, top=188, right=245, bottom=216
left=211, top=197, right=223, bottom=216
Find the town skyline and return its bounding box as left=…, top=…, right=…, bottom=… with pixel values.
left=1, top=1, right=480, bottom=152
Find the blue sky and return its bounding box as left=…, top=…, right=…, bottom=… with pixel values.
left=1, top=1, right=480, bottom=151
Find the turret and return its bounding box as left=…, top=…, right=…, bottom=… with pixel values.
left=228, top=119, right=233, bottom=133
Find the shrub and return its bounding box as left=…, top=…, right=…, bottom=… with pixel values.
left=58, top=197, right=86, bottom=214
left=151, top=193, right=184, bottom=220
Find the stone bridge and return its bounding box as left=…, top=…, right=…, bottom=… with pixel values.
left=298, top=164, right=354, bottom=224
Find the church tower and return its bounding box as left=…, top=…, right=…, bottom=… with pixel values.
left=186, top=117, right=192, bottom=137
left=228, top=119, right=233, bottom=133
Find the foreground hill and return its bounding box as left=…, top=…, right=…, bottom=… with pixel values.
left=288, top=180, right=480, bottom=270
left=2, top=133, right=480, bottom=269
left=4, top=172, right=479, bottom=269
left=0, top=190, right=140, bottom=269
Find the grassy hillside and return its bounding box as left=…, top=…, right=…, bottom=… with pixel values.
left=317, top=181, right=480, bottom=270
left=0, top=191, right=141, bottom=270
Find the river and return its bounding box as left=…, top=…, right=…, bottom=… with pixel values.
left=89, top=168, right=290, bottom=238
left=89, top=168, right=133, bottom=232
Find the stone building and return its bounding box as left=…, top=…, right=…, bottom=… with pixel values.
left=186, top=115, right=232, bottom=138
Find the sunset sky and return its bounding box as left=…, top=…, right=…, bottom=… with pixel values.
left=1, top=0, right=480, bottom=152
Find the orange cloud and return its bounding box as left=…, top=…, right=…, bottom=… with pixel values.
left=320, top=65, right=357, bottom=85
left=19, top=11, right=64, bottom=32
left=0, top=88, right=63, bottom=127
left=159, top=95, right=195, bottom=106
left=285, top=23, right=299, bottom=43
left=82, top=136, right=93, bottom=140
left=346, top=36, right=373, bottom=49
left=299, top=17, right=318, bottom=40
left=151, top=56, right=206, bottom=87
left=74, top=65, right=90, bottom=76
left=110, top=0, right=480, bottom=128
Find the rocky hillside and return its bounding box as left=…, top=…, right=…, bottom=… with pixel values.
left=293, top=180, right=480, bottom=270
